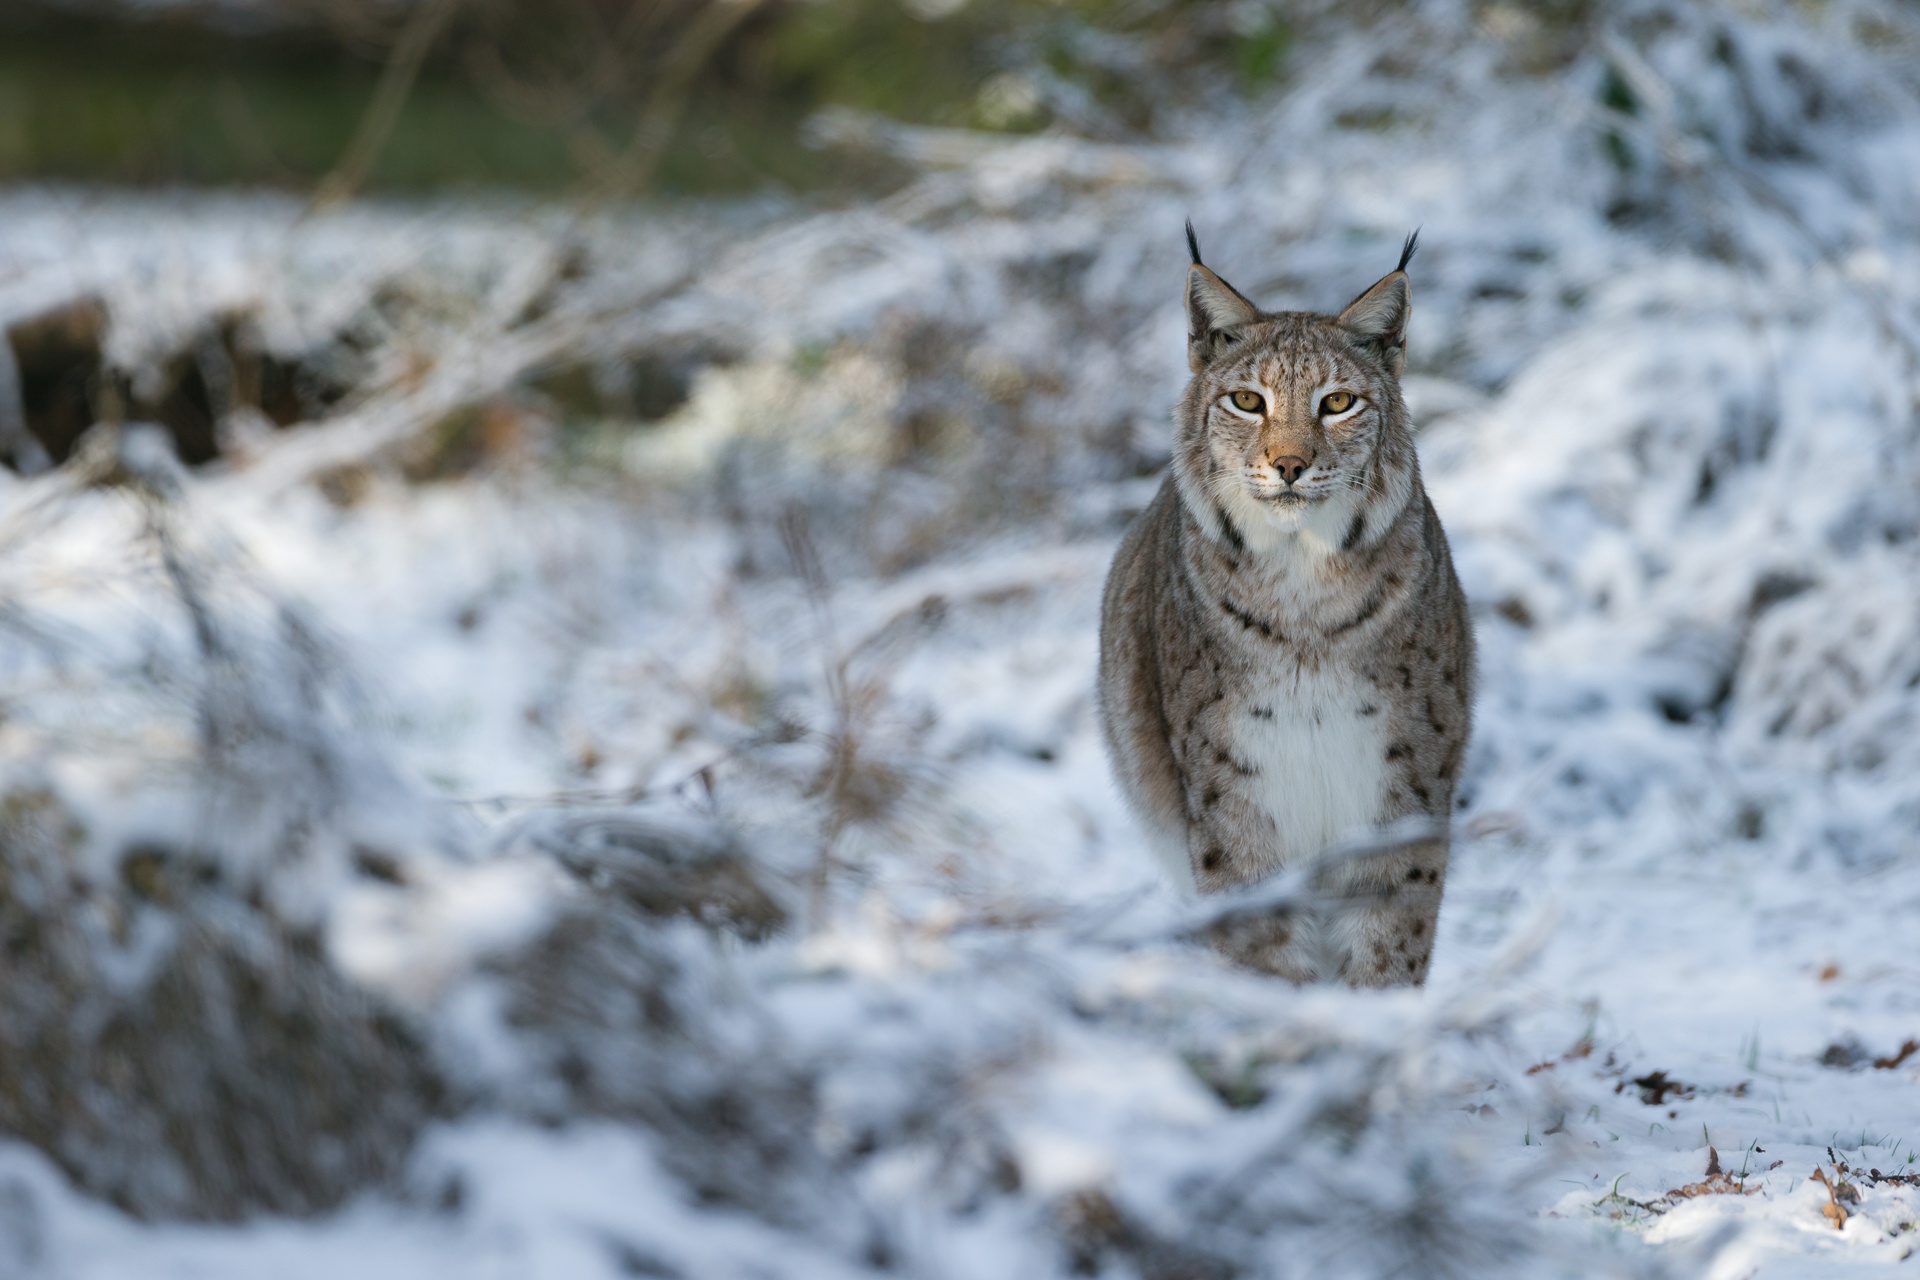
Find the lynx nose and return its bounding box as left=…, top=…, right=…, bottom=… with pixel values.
left=1271, top=454, right=1312, bottom=484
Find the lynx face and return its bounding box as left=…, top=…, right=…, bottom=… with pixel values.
left=1171, top=237, right=1418, bottom=557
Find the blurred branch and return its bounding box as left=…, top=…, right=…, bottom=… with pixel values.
left=312, top=0, right=467, bottom=210
left=463, top=38, right=627, bottom=176
left=780, top=508, right=855, bottom=926
left=1069, top=816, right=1448, bottom=957
left=589, top=0, right=771, bottom=202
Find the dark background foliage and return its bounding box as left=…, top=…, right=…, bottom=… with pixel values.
left=0, top=0, right=1294, bottom=194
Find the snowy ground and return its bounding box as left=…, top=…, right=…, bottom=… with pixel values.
left=4, top=2, right=1920, bottom=1277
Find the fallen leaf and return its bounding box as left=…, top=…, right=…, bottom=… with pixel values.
left=1667, top=1175, right=1758, bottom=1201
left=1664, top=1146, right=1760, bottom=1202
left=1527, top=1037, right=1595, bottom=1075
left=1813, top=1167, right=1858, bottom=1229
left=1874, top=1038, right=1919, bottom=1070
left=1631, top=1070, right=1692, bottom=1105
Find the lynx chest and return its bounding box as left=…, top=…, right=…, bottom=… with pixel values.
left=1228, top=658, right=1392, bottom=868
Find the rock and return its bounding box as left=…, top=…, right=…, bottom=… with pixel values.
left=4, top=298, right=106, bottom=469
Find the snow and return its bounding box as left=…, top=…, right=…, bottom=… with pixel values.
left=4, top=0, right=1920, bottom=1274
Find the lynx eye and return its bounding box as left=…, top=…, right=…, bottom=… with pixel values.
left=1320, top=390, right=1356, bottom=416
left=1229, top=390, right=1265, bottom=414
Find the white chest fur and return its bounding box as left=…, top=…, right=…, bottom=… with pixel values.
left=1231, top=660, right=1391, bottom=871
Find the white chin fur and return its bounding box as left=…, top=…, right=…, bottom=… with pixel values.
left=1222, top=485, right=1361, bottom=558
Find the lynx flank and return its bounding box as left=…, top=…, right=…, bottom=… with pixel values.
left=1097, top=228, right=1473, bottom=986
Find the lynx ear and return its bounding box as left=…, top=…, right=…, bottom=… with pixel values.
left=1184, top=221, right=1259, bottom=371
left=1337, top=230, right=1417, bottom=371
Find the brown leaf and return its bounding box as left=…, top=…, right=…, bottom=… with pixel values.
left=1526, top=1036, right=1596, bottom=1075
left=1653, top=1148, right=1765, bottom=1206
left=1631, top=1070, right=1692, bottom=1105
left=1873, top=1038, right=1919, bottom=1070
left=1812, top=1166, right=1857, bottom=1228
left=1665, top=1174, right=1758, bottom=1201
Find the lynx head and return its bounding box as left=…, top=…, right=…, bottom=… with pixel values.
left=1171, top=225, right=1420, bottom=557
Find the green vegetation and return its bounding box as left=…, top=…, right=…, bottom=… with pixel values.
left=0, top=0, right=1294, bottom=196
left=0, top=40, right=574, bottom=190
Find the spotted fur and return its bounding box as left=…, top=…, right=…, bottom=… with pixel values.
left=1097, top=230, right=1473, bottom=986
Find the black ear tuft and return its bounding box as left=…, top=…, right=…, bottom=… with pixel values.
left=1186, top=219, right=1204, bottom=267
left=1396, top=228, right=1420, bottom=275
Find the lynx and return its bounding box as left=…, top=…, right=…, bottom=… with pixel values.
left=1097, top=227, right=1473, bottom=986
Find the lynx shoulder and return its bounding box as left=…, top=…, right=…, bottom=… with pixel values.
left=1096, top=228, right=1474, bottom=987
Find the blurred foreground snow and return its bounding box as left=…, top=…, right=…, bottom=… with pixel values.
left=4, top=1, right=1920, bottom=1276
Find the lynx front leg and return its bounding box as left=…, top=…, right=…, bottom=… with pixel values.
left=1183, top=775, right=1279, bottom=894
left=1324, top=838, right=1449, bottom=987
left=1187, top=785, right=1327, bottom=982
left=1202, top=837, right=1446, bottom=986
left=1207, top=910, right=1323, bottom=983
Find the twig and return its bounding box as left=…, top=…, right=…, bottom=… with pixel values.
left=1082, top=816, right=1447, bottom=948
left=781, top=509, right=857, bottom=927
left=587, top=0, right=771, bottom=203
left=312, top=0, right=467, bottom=211
left=450, top=727, right=809, bottom=815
